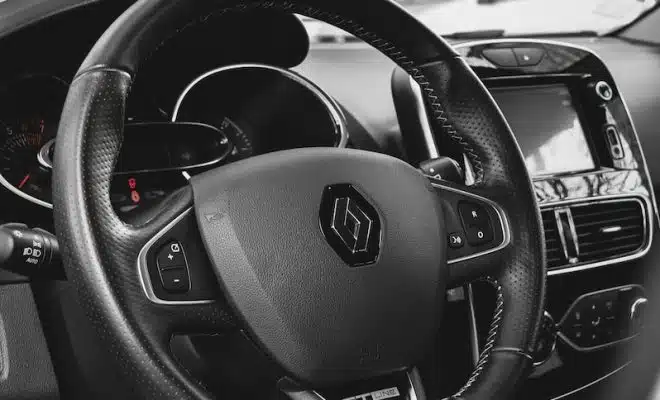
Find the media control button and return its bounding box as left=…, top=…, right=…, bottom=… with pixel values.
left=595, top=81, right=614, bottom=101
left=448, top=232, right=466, bottom=249
left=157, top=241, right=186, bottom=269
left=159, top=267, right=190, bottom=293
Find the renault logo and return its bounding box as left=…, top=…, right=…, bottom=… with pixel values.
left=319, top=184, right=381, bottom=266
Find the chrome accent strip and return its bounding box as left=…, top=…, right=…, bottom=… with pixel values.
left=566, top=207, right=580, bottom=257
left=408, top=76, right=439, bottom=159
left=533, top=311, right=557, bottom=367
left=462, top=153, right=476, bottom=186
left=557, top=285, right=644, bottom=352
left=37, top=139, right=55, bottom=169
left=171, top=63, right=349, bottom=149
left=490, top=347, right=534, bottom=361
left=549, top=362, right=630, bottom=400
left=543, top=195, right=652, bottom=276
left=466, top=284, right=480, bottom=366
left=406, top=369, right=422, bottom=400
left=429, top=180, right=511, bottom=264
left=554, top=208, right=571, bottom=261
left=601, top=225, right=623, bottom=234
left=630, top=297, right=647, bottom=320
left=136, top=207, right=214, bottom=305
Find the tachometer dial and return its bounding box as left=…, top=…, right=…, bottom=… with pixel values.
left=0, top=115, right=57, bottom=207
left=0, top=75, right=68, bottom=208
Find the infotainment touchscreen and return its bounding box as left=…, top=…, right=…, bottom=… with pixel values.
left=490, top=84, right=596, bottom=176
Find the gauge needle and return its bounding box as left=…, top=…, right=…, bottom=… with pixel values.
left=18, top=174, right=30, bottom=189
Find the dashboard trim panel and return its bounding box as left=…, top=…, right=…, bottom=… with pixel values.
left=556, top=284, right=644, bottom=352
left=452, top=39, right=657, bottom=275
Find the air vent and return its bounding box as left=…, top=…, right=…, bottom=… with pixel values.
left=541, top=197, right=649, bottom=271
left=541, top=209, right=564, bottom=268
left=572, top=199, right=646, bottom=263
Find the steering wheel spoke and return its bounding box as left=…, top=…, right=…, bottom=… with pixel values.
left=428, top=178, right=511, bottom=287
left=125, top=184, right=234, bottom=336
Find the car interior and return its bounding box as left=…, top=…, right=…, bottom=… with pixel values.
left=1, top=0, right=660, bottom=399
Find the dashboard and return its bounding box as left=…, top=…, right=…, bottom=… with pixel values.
left=0, top=63, right=345, bottom=218
left=0, top=1, right=659, bottom=399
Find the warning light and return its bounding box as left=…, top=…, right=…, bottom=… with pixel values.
left=131, top=190, right=141, bottom=204
left=128, top=178, right=137, bottom=190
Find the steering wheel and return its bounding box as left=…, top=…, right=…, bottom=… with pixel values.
left=52, top=0, right=545, bottom=398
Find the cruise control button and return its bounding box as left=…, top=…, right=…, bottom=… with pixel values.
left=465, top=225, right=493, bottom=246
left=159, top=267, right=190, bottom=293
left=157, top=241, right=186, bottom=269
left=448, top=232, right=465, bottom=249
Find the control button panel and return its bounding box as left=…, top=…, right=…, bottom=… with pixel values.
left=156, top=241, right=190, bottom=294
left=458, top=201, right=494, bottom=246
left=431, top=182, right=507, bottom=263
left=558, top=285, right=645, bottom=351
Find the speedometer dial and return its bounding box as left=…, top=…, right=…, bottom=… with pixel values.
left=219, top=116, right=253, bottom=160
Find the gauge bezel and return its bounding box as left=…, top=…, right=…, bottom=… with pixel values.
left=0, top=74, right=69, bottom=209
left=171, top=63, right=349, bottom=149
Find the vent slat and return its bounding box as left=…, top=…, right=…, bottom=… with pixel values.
left=577, top=224, right=642, bottom=238
left=573, top=215, right=641, bottom=229
left=580, top=233, right=643, bottom=249
left=580, top=243, right=642, bottom=258
left=571, top=207, right=639, bottom=219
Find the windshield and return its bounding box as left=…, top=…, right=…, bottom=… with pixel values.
left=302, top=0, right=657, bottom=43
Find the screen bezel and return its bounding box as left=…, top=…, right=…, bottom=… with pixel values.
left=485, top=75, right=601, bottom=179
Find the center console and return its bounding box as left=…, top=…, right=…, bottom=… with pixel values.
left=392, top=39, right=658, bottom=399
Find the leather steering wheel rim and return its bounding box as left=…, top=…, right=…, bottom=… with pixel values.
left=52, top=0, right=546, bottom=399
